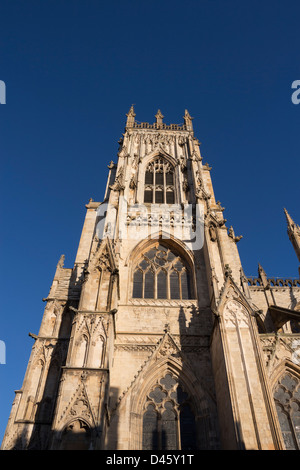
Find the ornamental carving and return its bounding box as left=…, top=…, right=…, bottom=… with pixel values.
left=260, top=334, right=300, bottom=374
left=58, top=385, right=95, bottom=429
left=110, top=166, right=125, bottom=191
left=156, top=337, right=180, bottom=360
left=223, top=300, right=249, bottom=328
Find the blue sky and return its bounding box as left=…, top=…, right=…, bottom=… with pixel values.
left=0, top=0, right=300, bottom=443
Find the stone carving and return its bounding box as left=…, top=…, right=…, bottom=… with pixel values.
left=109, top=166, right=125, bottom=191
left=182, top=177, right=189, bottom=192
left=156, top=335, right=181, bottom=360
left=209, top=224, right=217, bottom=242
left=179, top=156, right=187, bottom=172
left=228, top=226, right=243, bottom=243
left=58, top=383, right=95, bottom=429
left=260, top=334, right=300, bottom=375
left=223, top=300, right=249, bottom=328
left=178, top=136, right=186, bottom=146
left=129, top=175, right=137, bottom=189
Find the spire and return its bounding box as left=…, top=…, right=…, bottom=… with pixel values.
left=126, top=105, right=136, bottom=128
left=284, top=208, right=300, bottom=264
left=183, top=109, right=193, bottom=131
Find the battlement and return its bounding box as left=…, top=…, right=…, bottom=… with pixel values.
left=132, top=121, right=188, bottom=131
left=247, top=276, right=300, bottom=287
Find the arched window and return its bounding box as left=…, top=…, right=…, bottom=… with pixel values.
left=144, top=158, right=175, bottom=204
left=142, top=373, right=197, bottom=450
left=132, top=243, right=194, bottom=300
left=274, top=373, right=300, bottom=449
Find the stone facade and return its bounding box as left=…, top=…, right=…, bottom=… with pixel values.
left=2, top=108, right=300, bottom=450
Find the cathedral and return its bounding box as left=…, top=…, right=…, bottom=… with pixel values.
left=2, top=107, right=300, bottom=451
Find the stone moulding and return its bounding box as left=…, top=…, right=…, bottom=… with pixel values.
left=127, top=298, right=198, bottom=307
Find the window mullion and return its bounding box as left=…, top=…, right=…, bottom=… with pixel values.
left=167, top=270, right=170, bottom=300
left=158, top=414, right=162, bottom=450
left=179, top=272, right=182, bottom=300
left=142, top=271, right=145, bottom=299
left=177, top=411, right=181, bottom=450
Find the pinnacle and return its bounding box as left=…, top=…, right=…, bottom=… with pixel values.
left=184, top=109, right=193, bottom=119
left=126, top=104, right=136, bottom=117
left=155, top=109, right=164, bottom=119
left=258, top=263, right=267, bottom=277
left=284, top=208, right=299, bottom=231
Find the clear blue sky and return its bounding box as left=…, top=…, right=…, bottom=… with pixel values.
left=0, top=0, right=300, bottom=443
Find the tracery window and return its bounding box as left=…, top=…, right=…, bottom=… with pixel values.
left=274, top=373, right=300, bottom=449
left=142, top=373, right=197, bottom=450
left=144, top=158, right=175, bottom=204
left=132, top=244, right=193, bottom=300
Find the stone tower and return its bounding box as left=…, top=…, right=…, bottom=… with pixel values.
left=2, top=108, right=300, bottom=451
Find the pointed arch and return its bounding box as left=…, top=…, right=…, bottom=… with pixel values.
left=88, top=333, right=105, bottom=368
left=136, top=150, right=180, bottom=204
left=59, top=418, right=92, bottom=450
left=74, top=333, right=89, bottom=367
left=128, top=356, right=211, bottom=450
left=143, top=156, right=176, bottom=204
left=141, top=148, right=177, bottom=171
left=127, top=234, right=196, bottom=302
left=38, top=357, right=61, bottom=422
left=126, top=231, right=195, bottom=270
left=271, top=362, right=300, bottom=450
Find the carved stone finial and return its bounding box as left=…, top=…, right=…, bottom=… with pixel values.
left=126, top=105, right=136, bottom=127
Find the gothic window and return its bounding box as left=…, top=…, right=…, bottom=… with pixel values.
left=274, top=373, right=300, bottom=449
left=144, top=158, right=175, bottom=204
left=132, top=244, right=193, bottom=300
left=142, top=373, right=197, bottom=450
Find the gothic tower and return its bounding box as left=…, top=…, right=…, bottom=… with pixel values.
left=2, top=108, right=300, bottom=450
